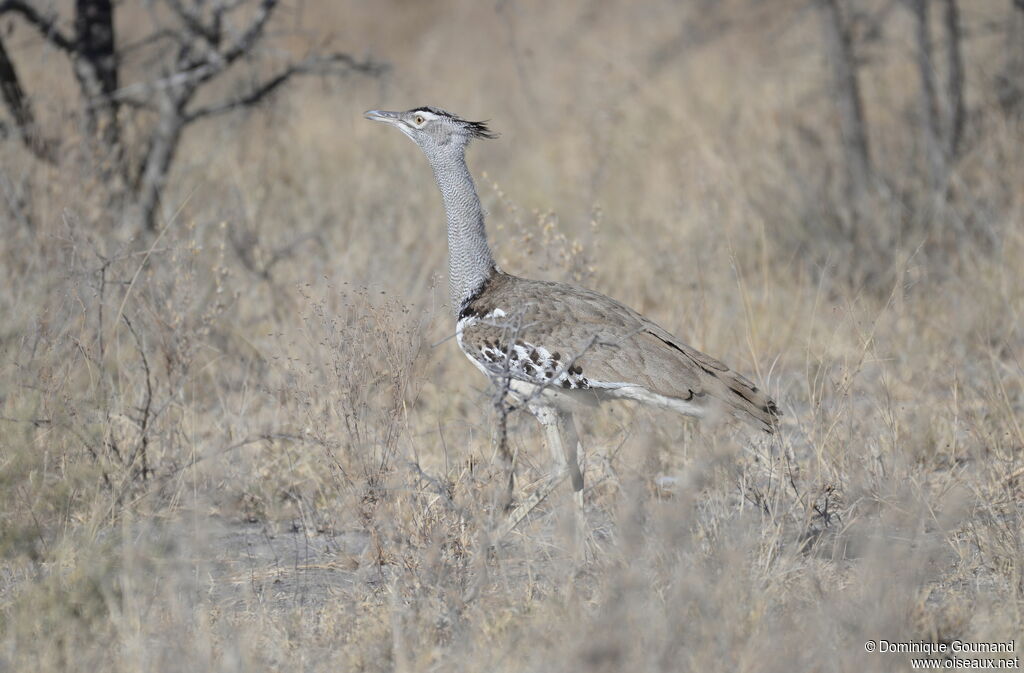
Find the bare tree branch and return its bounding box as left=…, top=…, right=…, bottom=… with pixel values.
left=181, top=0, right=277, bottom=81
left=165, top=0, right=221, bottom=46
left=113, top=0, right=279, bottom=103
left=131, top=92, right=190, bottom=230
left=109, top=64, right=218, bottom=103
left=0, top=0, right=75, bottom=52
left=218, top=0, right=276, bottom=64
left=119, top=28, right=183, bottom=57
left=185, top=52, right=388, bottom=121
left=0, top=36, right=34, bottom=130
left=0, top=34, right=55, bottom=162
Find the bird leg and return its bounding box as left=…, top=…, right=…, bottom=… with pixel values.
left=555, top=410, right=591, bottom=560
left=493, top=407, right=587, bottom=546
left=554, top=409, right=585, bottom=493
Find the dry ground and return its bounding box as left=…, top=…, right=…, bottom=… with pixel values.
left=1, top=1, right=1023, bottom=671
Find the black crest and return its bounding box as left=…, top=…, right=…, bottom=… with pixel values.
left=414, top=106, right=498, bottom=139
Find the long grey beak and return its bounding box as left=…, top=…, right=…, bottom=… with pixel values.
left=364, top=109, right=399, bottom=123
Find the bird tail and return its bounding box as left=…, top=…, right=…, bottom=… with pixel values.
left=646, top=329, right=781, bottom=433
left=713, top=368, right=781, bottom=433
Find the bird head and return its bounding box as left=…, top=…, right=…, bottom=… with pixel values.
left=364, top=106, right=496, bottom=156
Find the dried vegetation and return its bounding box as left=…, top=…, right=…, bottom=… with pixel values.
left=1, top=1, right=1022, bottom=671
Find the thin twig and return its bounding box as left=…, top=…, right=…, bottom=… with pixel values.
left=185, top=53, right=388, bottom=121
left=0, top=0, right=76, bottom=52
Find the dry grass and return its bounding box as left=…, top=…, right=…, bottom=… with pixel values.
left=1, top=1, right=1022, bottom=671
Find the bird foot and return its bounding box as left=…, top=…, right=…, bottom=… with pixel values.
left=492, top=470, right=569, bottom=540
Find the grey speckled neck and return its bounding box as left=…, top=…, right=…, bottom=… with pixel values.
left=425, top=149, right=496, bottom=313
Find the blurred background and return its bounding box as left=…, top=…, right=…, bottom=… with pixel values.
left=1, top=1, right=1022, bottom=671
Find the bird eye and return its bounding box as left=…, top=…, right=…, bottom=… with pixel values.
left=414, top=115, right=425, bottom=125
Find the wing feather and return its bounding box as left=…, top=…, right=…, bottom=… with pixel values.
left=459, top=273, right=780, bottom=431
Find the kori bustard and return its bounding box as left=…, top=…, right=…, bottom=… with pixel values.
left=366, top=106, right=780, bottom=536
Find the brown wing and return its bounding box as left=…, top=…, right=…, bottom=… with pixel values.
left=460, top=273, right=780, bottom=430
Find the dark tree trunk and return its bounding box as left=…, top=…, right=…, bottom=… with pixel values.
left=74, top=0, right=120, bottom=148
left=999, top=0, right=1024, bottom=114
left=817, top=0, right=872, bottom=201
left=942, top=0, right=965, bottom=160
left=909, top=0, right=944, bottom=189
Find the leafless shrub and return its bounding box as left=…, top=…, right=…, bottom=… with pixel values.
left=0, top=0, right=386, bottom=232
